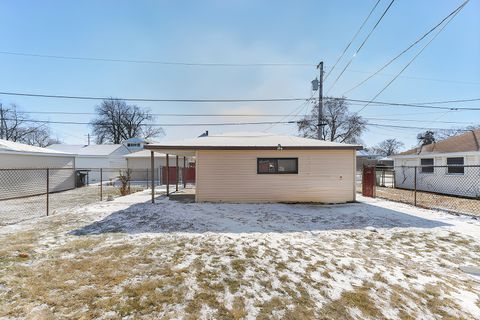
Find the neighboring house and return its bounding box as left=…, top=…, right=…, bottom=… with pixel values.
left=0, top=139, right=76, bottom=198
left=145, top=132, right=361, bottom=203
left=356, top=150, right=382, bottom=170
left=392, top=129, right=480, bottom=198
left=0, top=139, right=75, bottom=169
left=47, top=143, right=131, bottom=183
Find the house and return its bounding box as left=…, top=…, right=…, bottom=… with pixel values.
left=124, top=150, right=192, bottom=184
left=0, top=139, right=76, bottom=197
left=392, top=129, right=480, bottom=197
left=356, top=149, right=382, bottom=170
left=145, top=132, right=361, bottom=203
left=47, top=143, right=131, bottom=183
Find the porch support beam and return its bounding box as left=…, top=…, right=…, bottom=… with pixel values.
left=166, top=154, right=170, bottom=196
left=150, top=151, right=155, bottom=203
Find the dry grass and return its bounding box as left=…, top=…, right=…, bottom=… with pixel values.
left=376, top=186, right=480, bottom=217
left=1, top=204, right=480, bottom=319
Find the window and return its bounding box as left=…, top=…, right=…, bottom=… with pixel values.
left=257, top=158, right=298, bottom=174
left=127, top=143, right=141, bottom=147
left=447, top=157, right=464, bottom=174
left=420, top=158, right=434, bottom=173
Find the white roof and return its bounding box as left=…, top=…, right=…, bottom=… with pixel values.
left=124, top=150, right=169, bottom=158
left=48, top=144, right=124, bottom=156
left=146, top=132, right=362, bottom=150
left=0, top=139, right=73, bottom=156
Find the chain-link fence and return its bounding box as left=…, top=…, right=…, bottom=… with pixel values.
left=0, top=167, right=194, bottom=226
left=372, top=165, right=480, bottom=216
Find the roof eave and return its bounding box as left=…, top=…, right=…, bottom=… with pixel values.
left=145, top=145, right=363, bottom=151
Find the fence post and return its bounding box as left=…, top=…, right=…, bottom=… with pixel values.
left=414, top=166, right=417, bottom=206
left=46, top=168, right=50, bottom=216
left=100, top=168, right=103, bottom=201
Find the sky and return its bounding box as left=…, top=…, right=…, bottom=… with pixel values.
left=0, top=0, right=479, bottom=151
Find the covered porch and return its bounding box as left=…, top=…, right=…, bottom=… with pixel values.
left=146, top=148, right=196, bottom=203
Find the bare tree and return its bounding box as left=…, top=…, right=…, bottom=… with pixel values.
left=0, top=103, right=54, bottom=146
left=434, top=125, right=480, bottom=140
left=90, top=98, right=164, bottom=144
left=372, top=138, right=404, bottom=156
left=297, top=97, right=367, bottom=143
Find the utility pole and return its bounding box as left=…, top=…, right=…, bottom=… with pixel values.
left=311, top=62, right=324, bottom=140
left=87, top=133, right=90, bottom=145
left=0, top=104, right=4, bottom=139
left=317, top=61, right=324, bottom=140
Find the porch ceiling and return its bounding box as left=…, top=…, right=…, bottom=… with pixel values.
left=148, top=148, right=196, bottom=157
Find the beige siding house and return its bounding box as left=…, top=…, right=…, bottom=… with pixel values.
left=145, top=132, right=361, bottom=203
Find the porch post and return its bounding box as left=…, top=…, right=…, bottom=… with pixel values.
left=176, top=155, right=179, bottom=192
left=151, top=151, right=155, bottom=204
left=166, top=154, right=170, bottom=196
left=183, top=156, right=187, bottom=188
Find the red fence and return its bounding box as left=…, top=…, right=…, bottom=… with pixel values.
left=162, top=167, right=196, bottom=184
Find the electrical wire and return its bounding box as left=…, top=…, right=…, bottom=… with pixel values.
left=0, top=92, right=309, bottom=103
left=327, top=0, right=396, bottom=93
left=0, top=51, right=313, bottom=67
left=343, top=0, right=470, bottom=95
left=324, top=0, right=382, bottom=81
left=355, top=1, right=469, bottom=114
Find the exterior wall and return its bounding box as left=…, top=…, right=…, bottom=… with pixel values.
left=393, top=153, right=480, bottom=198
left=195, top=149, right=355, bottom=203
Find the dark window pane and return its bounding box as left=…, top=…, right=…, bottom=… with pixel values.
left=258, top=159, right=277, bottom=173
left=421, top=158, right=434, bottom=173
left=257, top=158, right=298, bottom=174
left=447, top=157, right=464, bottom=174
left=278, top=159, right=297, bottom=173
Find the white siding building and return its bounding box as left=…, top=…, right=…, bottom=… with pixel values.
left=0, top=139, right=76, bottom=197
left=47, top=143, right=131, bottom=183
left=392, top=129, right=480, bottom=198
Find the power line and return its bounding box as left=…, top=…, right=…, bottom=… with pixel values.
left=0, top=50, right=314, bottom=67
left=324, top=0, right=382, bottom=81
left=3, top=117, right=474, bottom=133
left=0, top=92, right=310, bottom=103
left=1, top=89, right=479, bottom=110
left=340, top=97, right=480, bottom=110
left=341, top=68, right=480, bottom=85
left=1, top=50, right=478, bottom=86
left=343, top=0, right=469, bottom=95
left=3, top=118, right=299, bottom=127
left=364, top=117, right=475, bottom=124
left=355, top=0, right=469, bottom=114
left=327, top=0, right=396, bottom=93
left=15, top=111, right=306, bottom=117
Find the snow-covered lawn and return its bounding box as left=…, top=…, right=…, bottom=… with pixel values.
left=1, top=190, right=480, bottom=319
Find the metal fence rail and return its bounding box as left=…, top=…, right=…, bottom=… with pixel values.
left=0, top=167, right=193, bottom=226
left=372, top=165, right=480, bottom=216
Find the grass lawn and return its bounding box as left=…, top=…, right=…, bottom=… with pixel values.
left=1, top=191, right=479, bottom=319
